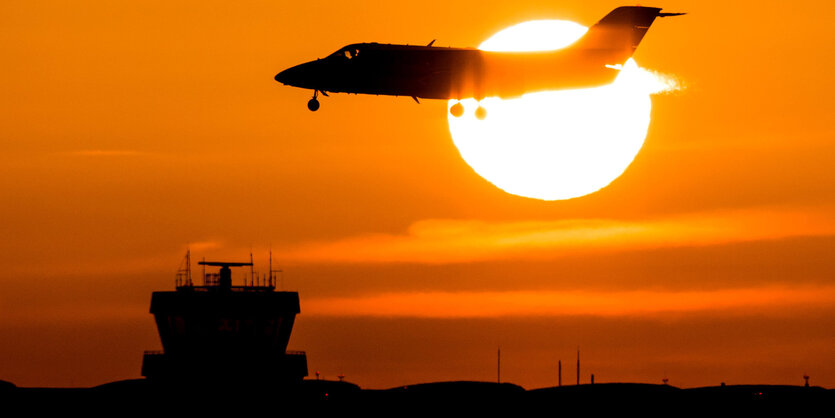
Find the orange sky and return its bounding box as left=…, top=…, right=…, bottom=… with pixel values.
left=1, top=1, right=834, bottom=389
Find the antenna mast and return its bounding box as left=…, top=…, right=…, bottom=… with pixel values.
left=176, top=249, right=193, bottom=288
left=250, top=250, right=255, bottom=287
left=269, top=249, right=282, bottom=289
left=186, top=249, right=192, bottom=286
left=497, top=346, right=501, bottom=383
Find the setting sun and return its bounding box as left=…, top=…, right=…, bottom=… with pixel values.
left=448, top=20, right=677, bottom=200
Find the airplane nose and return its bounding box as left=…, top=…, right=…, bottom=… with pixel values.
left=275, top=61, right=322, bottom=88
left=275, top=60, right=323, bottom=90
left=275, top=64, right=307, bottom=86
left=275, top=69, right=291, bottom=84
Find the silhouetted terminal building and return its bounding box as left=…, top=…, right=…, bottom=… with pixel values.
left=141, top=259, right=307, bottom=384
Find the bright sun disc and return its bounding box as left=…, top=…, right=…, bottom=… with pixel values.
left=448, top=20, right=669, bottom=201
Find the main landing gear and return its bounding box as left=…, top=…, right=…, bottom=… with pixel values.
left=449, top=100, right=487, bottom=120
left=449, top=102, right=464, bottom=118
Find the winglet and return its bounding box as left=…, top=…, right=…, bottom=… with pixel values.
left=427, top=39, right=436, bottom=47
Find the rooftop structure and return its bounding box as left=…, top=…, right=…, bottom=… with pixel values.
left=141, top=251, right=307, bottom=385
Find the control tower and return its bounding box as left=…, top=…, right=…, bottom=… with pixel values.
left=141, top=253, right=307, bottom=385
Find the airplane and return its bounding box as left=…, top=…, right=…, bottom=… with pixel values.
left=275, top=6, right=684, bottom=119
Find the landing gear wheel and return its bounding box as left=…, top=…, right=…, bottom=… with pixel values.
left=307, top=98, right=320, bottom=112
left=449, top=102, right=464, bottom=118
left=475, top=105, right=487, bottom=120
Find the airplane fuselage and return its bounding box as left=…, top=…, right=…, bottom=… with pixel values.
left=274, top=6, right=682, bottom=115
left=278, top=43, right=622, bottom=101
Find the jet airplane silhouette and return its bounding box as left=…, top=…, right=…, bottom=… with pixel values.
left=275, top=6, right=683, bottom=119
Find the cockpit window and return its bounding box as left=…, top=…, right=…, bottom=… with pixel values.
left=331, top=47, right=360, bottom=60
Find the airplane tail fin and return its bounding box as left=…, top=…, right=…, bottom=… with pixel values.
left=574, top=6, right=669, bottom=64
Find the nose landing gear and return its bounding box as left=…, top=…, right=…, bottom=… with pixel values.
left=307, top=98, right=320, bottom=112
left=307, top=90, right=326, bottom=112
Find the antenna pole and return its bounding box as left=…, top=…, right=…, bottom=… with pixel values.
left=269, top=248, right=281, bottom=289
left=176, top=254, right=180, bottom=287
left=250, top=251, right=255, bottom=287
left=558, top=360, right=562, bottom=387
left=497, top=346, right=501, bottom=383
left=186, top=248, right=192, bottom=286
left=576, top=348, right=580, bottom=385
left=177, top=249, right=193, bottom=288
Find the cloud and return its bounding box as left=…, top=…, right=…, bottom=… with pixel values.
left=0, top=303, right=148, bottom=324
left=188, top=240, right=224, bottom=252
left=279, top=206, right=835, bottom=264
left=302, top=285, right=835, bottom=318
left=64, top=150, right=149, bottom=157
